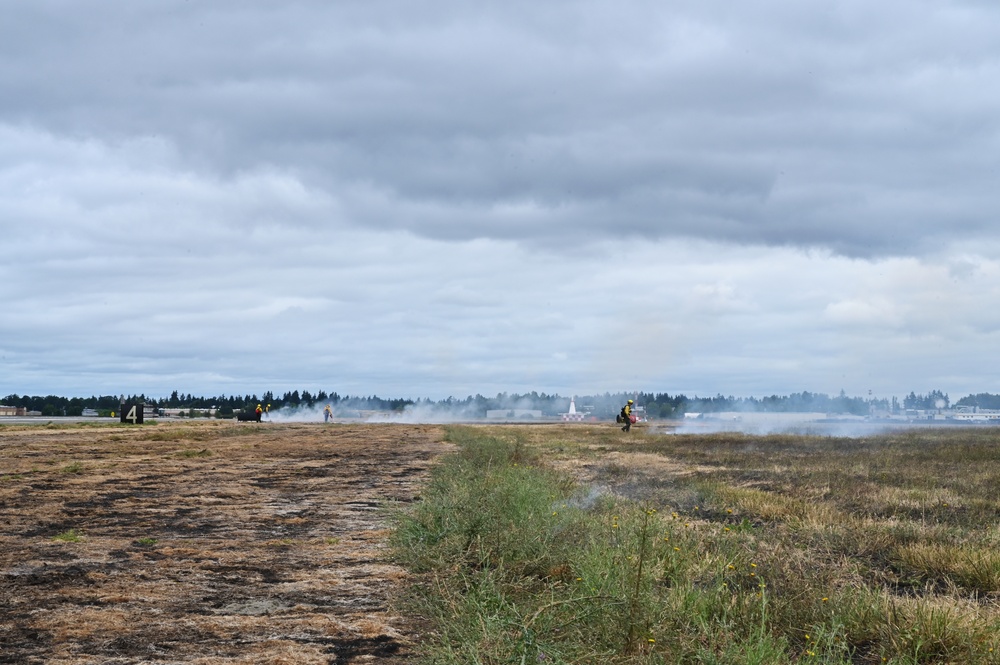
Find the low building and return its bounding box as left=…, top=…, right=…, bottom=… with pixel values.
left=952, top=406, right=1000, bottom=422
left=160, top=407, right=216, bottom=417
left=0, top=405, right=26, bottom=416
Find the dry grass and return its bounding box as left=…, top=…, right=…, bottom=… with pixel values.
left=0, top=420, right=451, bottom=664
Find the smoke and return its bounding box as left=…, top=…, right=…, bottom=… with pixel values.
left=260, top=394, right=562, bottom=424
left=261, top=407, right=323, bottom=423
left=364, top=401, right=483, bottom=424
left=562, top=485, right=612, bottom=511
left=260, top=404, right=326, bottom=423
left=365, top=394, right=563, bottom=423
left=260, top=397, right=990, bottom=439
left=666, top=412, right=898, bottom=438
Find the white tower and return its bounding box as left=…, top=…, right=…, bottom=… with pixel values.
left=562, top=396, right=585, bottom=421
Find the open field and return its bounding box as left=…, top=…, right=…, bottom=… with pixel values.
left=5, top=421, right=1000, bottom=663
left=0, top=421, right=451, bottom=664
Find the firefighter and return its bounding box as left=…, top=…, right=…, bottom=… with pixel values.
left=255, top=403, right=263, bottom=422
left=323, top=403, right=333, bottom=423
left=620, top=399, right=634, bottom=432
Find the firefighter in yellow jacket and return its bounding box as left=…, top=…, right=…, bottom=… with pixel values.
left=620, top=399, right=633, bottom=432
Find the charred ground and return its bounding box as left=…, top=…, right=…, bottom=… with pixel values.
left=0, top=421, right=451, bottom=665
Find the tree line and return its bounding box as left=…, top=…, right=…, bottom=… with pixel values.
left=0, top=388, right=984, bottom=419
left=0, top=391, right=413, bottom=418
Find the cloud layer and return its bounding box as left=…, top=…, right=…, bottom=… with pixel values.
left=3, top=1, right=1000, bottom=400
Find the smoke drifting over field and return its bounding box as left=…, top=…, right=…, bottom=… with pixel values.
left=669, top=415, right=900, bottom=438
left=364, top=403, right=482, bottom=424
left=264, top=396, right=549, bottom=424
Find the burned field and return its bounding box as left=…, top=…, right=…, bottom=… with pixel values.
left=0, top=421, right=450, bottom=664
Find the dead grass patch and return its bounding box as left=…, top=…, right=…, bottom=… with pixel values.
left=0, top=421, right=451, bottom=664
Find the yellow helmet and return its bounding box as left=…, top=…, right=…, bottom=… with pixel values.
left=628, top=399, right=634, bottom=404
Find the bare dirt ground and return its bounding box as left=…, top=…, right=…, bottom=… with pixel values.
left=0, top=420, right=451, bottom=664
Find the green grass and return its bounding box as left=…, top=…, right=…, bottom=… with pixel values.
left=391, top=425, right=1000, bottom=664
left=53, top=529, right=83, bottom=543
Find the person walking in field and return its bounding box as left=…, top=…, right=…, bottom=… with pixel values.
left=323, top=404, right=333, bottom=423
left=620, top=399, right=633, bottom=432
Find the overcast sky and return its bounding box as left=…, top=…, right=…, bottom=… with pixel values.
left=3, top=1, right=1000, bottom=402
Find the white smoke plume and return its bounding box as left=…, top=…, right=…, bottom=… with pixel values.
left=260, top=394, right=566, bottom=424
left=667, top=412, right=899, bottom=438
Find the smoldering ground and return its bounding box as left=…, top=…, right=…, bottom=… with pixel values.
left=0, top=421, right=452, bottom=664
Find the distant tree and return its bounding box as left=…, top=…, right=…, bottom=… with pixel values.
left=904, top=390, right=950, bottom=410
left=955, top=393, right=1000, bottom=409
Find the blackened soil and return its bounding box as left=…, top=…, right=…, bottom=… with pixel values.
left=0, top=421, right=450, bottom=664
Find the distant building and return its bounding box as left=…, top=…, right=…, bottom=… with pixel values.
left=0, top=405, right=26, bottom=416
left=160, top=407, right=215, bottom=417
left=952, top=406, right=1000, bottom=422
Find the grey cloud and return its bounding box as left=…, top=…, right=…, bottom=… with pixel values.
left=5, top=2, right=1000, bottom=257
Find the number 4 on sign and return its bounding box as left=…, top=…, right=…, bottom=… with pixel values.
left=120, top=404, right=144, bottom=424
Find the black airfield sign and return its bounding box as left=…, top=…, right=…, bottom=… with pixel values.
left=120, top=403, right=144, bottom=424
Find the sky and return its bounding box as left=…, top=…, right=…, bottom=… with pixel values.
left=3, top=1, right=1000, bottom=402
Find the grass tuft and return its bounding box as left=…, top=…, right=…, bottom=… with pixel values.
left=53, top=529, right=83, bottom=542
